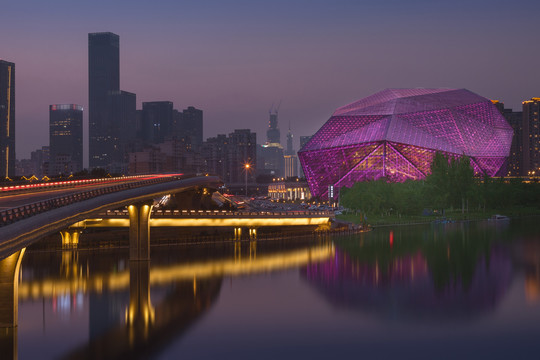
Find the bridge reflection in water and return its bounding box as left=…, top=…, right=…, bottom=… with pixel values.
left=5, top=239, right=334, bottom=359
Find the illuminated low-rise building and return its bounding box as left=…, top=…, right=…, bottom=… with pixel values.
left=268, top=180, right=311, bottom=201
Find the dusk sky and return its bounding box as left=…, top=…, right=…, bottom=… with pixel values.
left=2, top=0, right=539, bottom=163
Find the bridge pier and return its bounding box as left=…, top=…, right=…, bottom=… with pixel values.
left=128, top=201, right=153, bottom=261
left=60, top=229, right=81, bottom=248
left=0, top=249, right=25, bottom=360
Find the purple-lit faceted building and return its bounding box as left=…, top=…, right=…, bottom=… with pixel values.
left=298, top=88, right=513, bottom=199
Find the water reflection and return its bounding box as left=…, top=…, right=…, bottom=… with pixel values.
left=303, top=222, right=514, bottom=321
left=12, top=219, right=540, bottom=358
left=17, top=238, right=334, bottom=359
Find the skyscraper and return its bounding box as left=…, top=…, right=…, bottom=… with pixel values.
left=88, top=32, right=120, bottom=169
left=142, top=101, right=174, bottom=145
left=203, top=134, right=229, bottom=180
left=284, top=124, right=298, bottom=178
left=0, top=60, right=15, bottom=178
left=492, top=100, right=523, bottom=176
left=266, top=109, right=280, bottom=144
left=522, top=98, right=540, bottom=176
left=229, top=129, right=257, bottom=184
left=179, top=106, right=203, bottom=151
left=298, top=136, right=312, bottom=178
left=260, top=108, right=284, bottom=176
left=49, top=104, right=83, bottom=175
left=110, top=90, right=136, bottom=173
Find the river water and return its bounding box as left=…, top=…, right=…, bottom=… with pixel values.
left=15, top=217, right=540, bottom=359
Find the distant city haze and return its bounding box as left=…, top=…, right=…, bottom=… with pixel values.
left=2, top=0, right=539, bottom=165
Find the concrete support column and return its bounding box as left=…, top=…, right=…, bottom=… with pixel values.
left=60, top=229, right=81, bottom=248
left=128, top=201, right=153, bottom=261
left=0, top=249, right=25, bottom=360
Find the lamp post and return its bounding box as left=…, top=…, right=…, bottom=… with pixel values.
left=244, top=163, right=250, bottom=196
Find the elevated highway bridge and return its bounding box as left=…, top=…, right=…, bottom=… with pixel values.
left=0, top=174, right=332, bottom=336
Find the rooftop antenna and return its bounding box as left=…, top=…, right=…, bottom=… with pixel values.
left=275, top=99, right=282, bottom=115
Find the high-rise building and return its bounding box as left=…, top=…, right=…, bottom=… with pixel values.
left=202, top=130, right=256, bottom=184
left=522, top=98, right=540, bottom=176
left=88, top=32, right=120, bottom=169
left=142, top=101, right=174, bottom=145
left=298, top=136, right=312, bottom=178
left=267, top=109, right=280, bottom=144
left=203, top=134, right=229, bottom=180
left=128, top=138, right=199, bottom=175
left=110, top=90, right=136, bottom=173
left=228, top=129, right=256, bottom=184
left=179, top=106, right=203, bottom=152
left=492, top=100, right=523, bottom=176
left=0, top=60, right=15, bottom=178
left=49, top=104, right=83, bottom=175
left=258, top=144, right=284, bottom=177
left=284, top=124, right=298, bottom=178
left=31, top=146, right=49, bottom=177
left=260, top=109, right=284, bottom=176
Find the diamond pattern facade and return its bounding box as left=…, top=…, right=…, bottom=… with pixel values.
left=298, top=89, right=513, bottom=199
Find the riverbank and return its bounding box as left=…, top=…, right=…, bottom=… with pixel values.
left=337, top=206, right=540, bottom=227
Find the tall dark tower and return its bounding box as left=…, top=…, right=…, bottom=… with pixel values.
left=286, top=123, right=294, bottom=156
left=180, top=106, right=203, bottom=151
left=492, top=100, right=522, bottom=176
left=522, top=98, right=540, bottom=176
left=142, top=101, right=174, bottom=144
left=88, top=32, right=120, bottom=169
left=49, top=104, right=83, bottom=175
left=0, top=60, right=15, bottom=178
left=284, top=123, right=297, bottom=178
left=266, top=109, right=280, bottom=144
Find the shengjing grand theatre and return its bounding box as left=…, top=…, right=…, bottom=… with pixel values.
left=298, top=88, right=513, bottom=199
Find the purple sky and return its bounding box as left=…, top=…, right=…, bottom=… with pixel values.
left=2, top=0, right=539, bottom=164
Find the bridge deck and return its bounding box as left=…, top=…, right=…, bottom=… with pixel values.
left=73, top=209, right=334, bottom=228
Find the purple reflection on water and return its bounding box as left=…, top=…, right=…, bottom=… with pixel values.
left=303, top=247, right=512, bottom=321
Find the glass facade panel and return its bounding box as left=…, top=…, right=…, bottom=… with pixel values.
left=299, top=89, right=513, bottom=199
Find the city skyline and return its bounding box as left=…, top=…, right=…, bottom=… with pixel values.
left=2, top=0, right=540, bottom=162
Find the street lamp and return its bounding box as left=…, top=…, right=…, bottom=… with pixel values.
left=244, top=163, right=250, bottom=196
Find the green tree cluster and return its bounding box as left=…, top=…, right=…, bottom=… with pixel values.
left=340, top=152, right=540, bottom=215
left=341, top=179, right=425, bottom=215
left=425, top=153, right=475, bottom=212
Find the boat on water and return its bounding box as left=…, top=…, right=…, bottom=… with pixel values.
left=489, top=214, right=510, bottom=221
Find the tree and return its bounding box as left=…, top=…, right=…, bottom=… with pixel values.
left=425, top=152, right=450, bottom=211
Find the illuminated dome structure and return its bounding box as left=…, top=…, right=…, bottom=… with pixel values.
left=298, top=88, right=513, bottom=199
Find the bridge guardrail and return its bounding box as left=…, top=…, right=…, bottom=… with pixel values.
left=0, top=174, right=153, bottom=195
left=101, top=209, right=334, bottom=218
left=0, top=176, right=180, bottom=228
